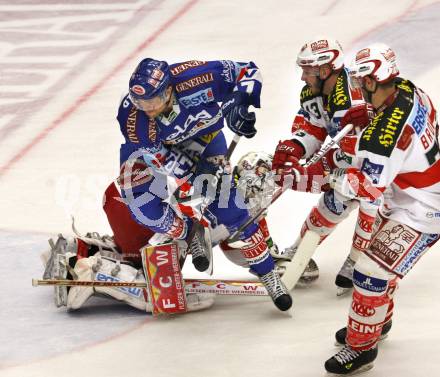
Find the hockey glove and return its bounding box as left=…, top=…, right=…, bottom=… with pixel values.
left=275, top=156, right=330, bottom=193
left=339, top=103, right=375, bottom=133
left=272, top=139, right=305, bottom=171
left=222, top=91, right=257, bottom=138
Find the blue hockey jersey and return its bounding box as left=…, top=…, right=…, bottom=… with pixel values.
left=117, top=60, right=262, bottom=170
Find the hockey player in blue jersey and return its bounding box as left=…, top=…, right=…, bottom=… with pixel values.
left=115, top=58, right=292, bottom=311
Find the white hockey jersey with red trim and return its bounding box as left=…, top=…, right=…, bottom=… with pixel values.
left=291, top=68, right=364, bottom=158
left=335, top=78, right=440, bottom=234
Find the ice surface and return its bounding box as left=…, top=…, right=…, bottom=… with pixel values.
left=1, top=1, right=440, bottom=376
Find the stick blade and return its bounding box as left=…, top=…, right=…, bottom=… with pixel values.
left=281, top=231, right=320, bottom=291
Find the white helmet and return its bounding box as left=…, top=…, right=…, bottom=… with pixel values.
left=297, top=37, right=344, bottom=71
left=349, top=43, right=399, bottom=83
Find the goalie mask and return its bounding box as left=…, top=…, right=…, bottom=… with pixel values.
left=235, top=151, right=274, bottom=199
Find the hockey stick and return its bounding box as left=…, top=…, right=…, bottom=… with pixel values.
left=228, top=124, right=354, bottom=244
left=32, top=277, right=267, bottom=296
left=280, top=230, right=321, bottom=290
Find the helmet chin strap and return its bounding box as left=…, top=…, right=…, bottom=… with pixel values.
left=364, top=80, right=378, bottom=107
left=316, top=68, right=331, bottom=95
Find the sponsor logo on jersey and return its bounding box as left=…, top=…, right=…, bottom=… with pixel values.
left=170, top=60, right=206, bottom=76
left=369, top=223, right=418, bottom=267
left=300, top=86, right=314, bottom=102
left=175, top=72, right=214, bottom=93
left=220, top=60, right=237, bottom=82
left=332, top=75, right=349, bottom=106
left=165, top=110, right=222, bottom=143
left=361, top=112, right=384, bottom=142
left=148, top=118, right=157, bottom=142
left=359, top=97, right=410, bottom=157
left=180, top=88, right=214, bottom=108
left=397, top=80, right=413, bottom=94
left=378, top=107, right=405, bottom=148
left=352, top=233, right=371, bottom=251
left=394, top=233, right=439, bottom=276
left=311, top=39, right=329, bottom=52
left=131, top=85, right=145, bottom=96
left=352, top=270, right=387, bottom=293
left=352, top=302, right=376, bottom=317
left=361, top=158, right=383, bottom=184
left=126, top=106, right=139, bottom=143
left=348, top=318, right=384, bottom=335
left=412, top=102, right=428, bottom=136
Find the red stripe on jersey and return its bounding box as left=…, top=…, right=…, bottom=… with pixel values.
left=396, top=124, right=414, bottom=151
left=346, top=168, right=385, bottom=201
left=394, top=158, right=440, bottom=189
left=237, top=67, right=247, bottom=81
left=298, top=120, right=328, bottom=142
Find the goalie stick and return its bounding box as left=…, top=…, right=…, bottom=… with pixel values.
left=32, top=278, right=267, bottom=296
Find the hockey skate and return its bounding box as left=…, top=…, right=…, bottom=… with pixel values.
left=335, top=320, right=393, bottom=346
left=335, top=256, right=355, bottom=296
left=325, top=345, right=378, bottom=375
left=188, top=222, right=213, bottom=273
left=258, top=269, right=292, bottom=311
left=42, top=235, right=77, bottom=307
left=271, top=238, right=319, bottom=286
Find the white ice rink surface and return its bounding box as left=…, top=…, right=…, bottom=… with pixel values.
left=1, top=1, right=440, bottom=376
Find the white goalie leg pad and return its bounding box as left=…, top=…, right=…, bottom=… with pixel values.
left=186, top=293, right=215, bottom=312
left=67, top=254, right=151, bottom=312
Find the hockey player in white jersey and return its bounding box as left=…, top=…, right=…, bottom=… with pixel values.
left=271, top=36, right=377, bottom=293
left=321, top=43, right=440, bottom=375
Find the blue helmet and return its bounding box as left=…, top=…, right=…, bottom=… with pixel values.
left=129, top=58, right=171, bottom=100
